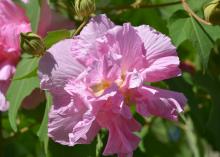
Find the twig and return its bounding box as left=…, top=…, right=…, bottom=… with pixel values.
left=72, top=18, right=88, bottom=37
left=181, top=0, right=211, bottom=25
left=98, top=1, right=181, bottom=12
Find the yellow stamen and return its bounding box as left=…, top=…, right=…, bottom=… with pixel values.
left=91, top=81, right=110, bottom=96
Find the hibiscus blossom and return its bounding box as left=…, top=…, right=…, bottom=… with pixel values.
left=0, top=0, right=74, bottom=111
left=0, top=0, right=31, bottom=111
left=39, top=14, right=187, bottom=157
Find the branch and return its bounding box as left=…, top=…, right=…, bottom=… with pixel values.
left=98, top=1, right=181, bottom=12
left=72, top=18, right=88, bottom=37
left=181, top=0, right=211, bottom=25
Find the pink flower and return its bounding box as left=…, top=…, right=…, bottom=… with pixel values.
left=0, top=0, right=74, bottom=111
left=37, top=0, right=74, bottom=37
left=0, top=0, right=31, bottom=111
left=38, top=14, right=187, bottom=157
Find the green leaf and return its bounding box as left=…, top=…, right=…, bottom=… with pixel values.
left=185, top=118, right=200, bottom=157
left=194, top=73, right=220, bottom=151
left=13, top=30, right=71, bottom=82
left=49, top=139, right=97, bottom=157
left=179, top=112, right=187, bottom=124
left=169, top=11, right=219, bottom=69
left=138, top=125, right=149, bottom=153
left=96, top=133, right=103, bottom=157
left=189, top=17, right=213, bottom=70
left=169, top=11, right=192, bottom=47
left=13, top=67, right=38, bottom=80
left=203, top=25, right=220, bottom=42
left=44, top=29, right=71, bottom=49
left=14, top=55, right=40, bottom=78
left=37, top=92, right=52, bottom=155
left=112, top=8, right=168, bottom=34
left=7, top=57, right=40, bottom=131
left=13, top=55, right=39, bottom=80
left=24, top=0, right=41, bottom=32
left=151, top=0, right=209, bottom=19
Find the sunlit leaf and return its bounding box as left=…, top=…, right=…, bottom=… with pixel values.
left=44, top=29, right=72, bottom=49
left=37, top=92, right=52, bottom=154
left=23, top=0, right=41, bottom=32
left=7, top=57, right=40, bottom=131
left=169, top=11, right=219, bottom=69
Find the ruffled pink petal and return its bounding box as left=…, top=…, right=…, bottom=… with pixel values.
left=135, top=25, right=181, bottom=82
left=0, top=23, right=30, bottom=57
left=0, top=0, right=31, bottom=56
left=70, top=38, right=97, bottom=66
left=64, top=79, right=95, bottom=104
left=37, top=13, right=187, bottom=157
left=0, top=0, right=31, bottom=57
left=94, top=84, right=119, bottom=102
left=85, top=56, right=121, bottom=87
left=85, top=59, right=105, bottom=86
left=89, top=84, right=132, bottom=120
left=121, top=70, right=143, bottom=90
left=38, top=39, right=86, bottom=91
left=97, top=112, right=140, bottom=156
left=0, top=91, right=9, bottom=111
left=112, top=99, right=132, bottom=120
left=102, top=57, right=121, bottom=82
left=94, top=88, right=140, bottom=156
left=48, top=94, right=100, bottom=146
left=80, top=14, right=115, bottom=42
left=135, top=86, right=187, bottom=120
left=0, top=0, right=30, bottom=24
left=141, top=56, right=181, bottom=82
left=105, top=90, right=132, bottom=119
left=100, top=23, right=144, bottom=72
left=0, top=61, right=15, bottom=81
left=71, top=15, right=115, bottom=66
left=0, top=81, right=10, bottom=112
left=0, top=0, right=31, bottom=112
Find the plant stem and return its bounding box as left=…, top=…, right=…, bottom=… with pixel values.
left=181, top=0, right=211, bottom=25
left=98, top=1, right=181, bottom=12
left=72, top=18, right=88, bottom=37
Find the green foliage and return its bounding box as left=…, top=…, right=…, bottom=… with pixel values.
left=37, top=92, right=52, bottom=154
left=44, top=29, right=72, bottom=49
left=194, top=72, right=220, bottom=150
left=7, top=57, right=40, bottom=131
left=48, top=139, right=97, bottom=157
left=169, top=11, right=220, bottom=69
left=23, top=0, right=41, bottom=32
left=96, top=133, right=104, bottom=157
left=2, top=0, right=220, bottom=157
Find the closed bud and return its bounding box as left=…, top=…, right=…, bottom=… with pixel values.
left=75, top=0, right=96, bottom=18
left=20, top=32, right=46, bottom=56
left=204, top=0, right=220, bottom=25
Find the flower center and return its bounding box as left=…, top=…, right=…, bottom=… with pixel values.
left=90, top=73, right=126, bottom=97
left=91, top=80, right=111, bottom=96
